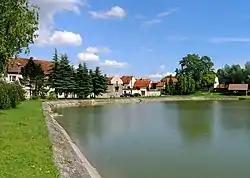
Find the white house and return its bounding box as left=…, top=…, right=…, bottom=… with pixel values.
left=107, top=76, right=124, bottom=97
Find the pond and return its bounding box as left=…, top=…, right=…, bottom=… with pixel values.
left=56, top=101, right=250, bottom=178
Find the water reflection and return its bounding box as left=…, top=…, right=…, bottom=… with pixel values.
left=175, top=101, right=213, bottom=143
left=56, top=101, right=250, bottom=178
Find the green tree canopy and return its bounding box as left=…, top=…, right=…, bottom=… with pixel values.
left=0, top=0, right=39, bottom=74
left=20, top=58, right=45, bottom=98
left=75, top=63, right=92, bottom=98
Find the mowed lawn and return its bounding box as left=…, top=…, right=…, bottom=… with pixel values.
left=0, top=100, right=59, bottom=178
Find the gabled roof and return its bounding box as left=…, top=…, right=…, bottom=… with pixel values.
left=107, top=77, right=113, bottom=85
left=156, top=82, right=164, bottom=87
left=8, top=58, right=53, bottom=75
left=121, top=76, right=133, bottom=84
left=133, top=79, right=151, bottom=89
left=162, top=77, right=177, bottom=83
left=228, top=84, right=248, bottom=91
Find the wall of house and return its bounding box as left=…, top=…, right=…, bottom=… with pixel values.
left=147, top=90, right=161, bottom=96
left=129, top=77, right=136, bottom=89
left=5, top=74, right=22, bottom=83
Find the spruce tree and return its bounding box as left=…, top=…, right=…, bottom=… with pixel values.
left=91, top=67, right=103, bottom=98
left=49, top=48, right=60, bottom=96
left=56, top=54, right=75, bottom=98
left=75, top=63, right=91, bottom=98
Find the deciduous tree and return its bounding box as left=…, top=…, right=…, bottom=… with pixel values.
left=0, top=0, right=39, bottom=74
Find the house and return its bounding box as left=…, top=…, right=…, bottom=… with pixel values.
left=156, top=82, right=165, bottom=90
left=6, top=57, right=52, bottom=83
left=6, top=57, right=53, bottom=98
left=132, top=78, right=153, bottom=96
left=121, top=76, right=136, bottom=90
left=228, top=84, right=248, bottom=95
left=107, top=76, right=123, bottom=97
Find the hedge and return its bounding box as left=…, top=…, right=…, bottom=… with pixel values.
left=0, top=81, right=25, bottom=109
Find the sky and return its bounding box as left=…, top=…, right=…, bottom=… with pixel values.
left=26, top=0, right=250, bottom=79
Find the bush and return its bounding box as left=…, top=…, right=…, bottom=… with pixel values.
left=46, top=91, right=57, bottom=100
left=0, top=81, right=25, bottom=109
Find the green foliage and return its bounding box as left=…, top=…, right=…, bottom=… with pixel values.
left=217, top=64, right=247, bottom=84
left=55, top=54, right=75, bottom=98
left=176, top=54, right=215, bottom=91
left=91, top=67, right=107, bottom=98
left=46, top=91, right=57, bottom=101
left=49, top=48, right=60, bottom=96
left=75, top=63, right=92, bottom=98
left=48, top=50, right=108, bottom=99
left=20, top=58, right=46, bottom=98
left=0, top=0, right=39, bottom=75
left=0, top=81, right=25, bottom=109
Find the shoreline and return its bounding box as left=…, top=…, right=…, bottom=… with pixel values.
left=42, top=96, right=240, bottom=178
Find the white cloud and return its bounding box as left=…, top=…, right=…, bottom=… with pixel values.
left=36, top=30, right=82, bottom=46
left=89, top=6, right=126, bottom=19
left=158, top=7, right=180, bottom=17
left=78, top=52, right=100, bottom=62
left=160, top=65, right=165, bottom=69
left=149, top=72, right=175, bottom=79
left=100, top=60, right=128, bottom=68
left=31, top=0, right=84, bottom=46
left=210, top=37, right=250, bottom=43
left=142, top=19, right=162, bottom=26
left=85, top=46, right=110, bottom=54
left=77, top=46, right=110, bottom=62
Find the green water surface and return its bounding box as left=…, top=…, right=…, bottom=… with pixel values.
left=56, top=101, right=250, bottom=178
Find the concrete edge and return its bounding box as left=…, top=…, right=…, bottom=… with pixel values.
left=49, top=114, right=102, bottom=178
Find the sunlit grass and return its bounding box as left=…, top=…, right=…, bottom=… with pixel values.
left=0, top=100, right=59, bottom=178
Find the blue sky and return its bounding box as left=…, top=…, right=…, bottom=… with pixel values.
left=28, top=0, right=250, bottom=79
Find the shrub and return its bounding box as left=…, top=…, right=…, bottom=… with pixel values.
left=46, top=91, right=57, bottom=100
left=0, top=81, right=25, bottom=109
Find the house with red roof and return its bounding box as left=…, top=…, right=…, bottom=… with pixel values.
left=6, top=57, right=52, bottom=83
left=5, top=57, right=53, bottom=98
left=120, top=76, right=136, bottom=90
left=131, top=78, right=161, bottom=96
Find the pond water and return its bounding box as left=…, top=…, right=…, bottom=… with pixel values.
left=56, top=101, right=250, bottom=178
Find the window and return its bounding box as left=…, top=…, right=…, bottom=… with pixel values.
left=12, top=76, right=17, bottom=81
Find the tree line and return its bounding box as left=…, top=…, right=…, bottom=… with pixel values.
left=21, top=49, right=108, bottom=99
left=164, top=54, right=216, bottom=95
left=217, top=62, right=250, bottom=85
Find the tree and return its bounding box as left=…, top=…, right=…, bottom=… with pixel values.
left=217, top=64, right=245, bottom=84
left=56, top=54, right=75, bottom=98
left=91, top=67, right=107, bottom=98
left=0, top=0, right=39, bottom=74
left=201, top=71, right=216, bottom=91
left=177, top=54, right=215, bottom=91
left=20, top=58, right=46, bottom=98
left=49, top=48, right=60, bottom=96
left=168, top=75, right=175, bottom=95
left=75, top=63, right=92, bottom=98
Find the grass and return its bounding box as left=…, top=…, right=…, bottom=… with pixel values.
left=0, top=100, right=59, bottom=178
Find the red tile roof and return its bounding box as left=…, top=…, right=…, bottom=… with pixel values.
left=121, top=76, right=133, bottom=84
left=133, top=79, right=151, bottom=89
left=228, top=84, right=248, bottom=91
left=162, top=77, right=177, bottom=83
left=156, top=82, right=164, bottom=87
left=8, top=58, right=53, bottom=75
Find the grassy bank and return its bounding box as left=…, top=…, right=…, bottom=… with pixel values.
left=0, top=100, right=59, bottom=178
